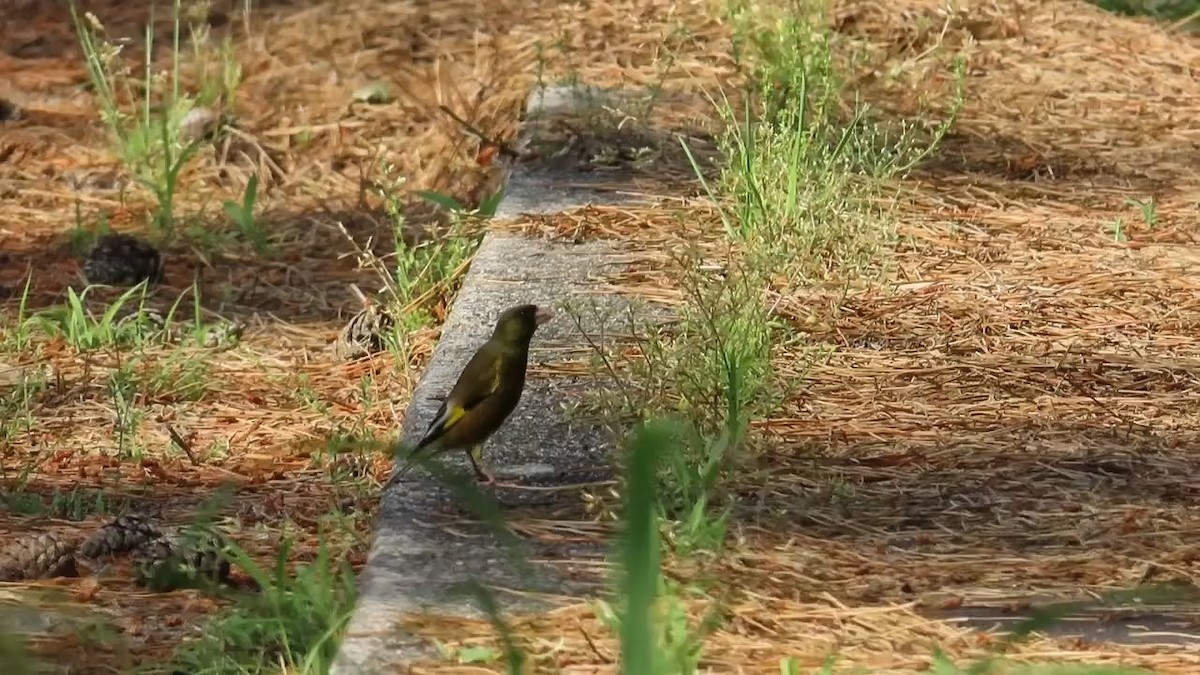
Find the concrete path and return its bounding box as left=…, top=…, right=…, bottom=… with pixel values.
left=331, top=86, right=646, bottom=674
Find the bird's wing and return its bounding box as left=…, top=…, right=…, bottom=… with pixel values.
left=412, top=346, right=504, bottom=450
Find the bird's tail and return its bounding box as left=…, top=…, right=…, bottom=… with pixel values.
left=381, top=443, right=435, bottom=490
left=386, top=454, right=420, bottom=485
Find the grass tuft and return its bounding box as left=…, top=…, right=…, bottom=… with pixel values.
left=595, top=0, right=965, bottom=554
left=164, top=537, right=357, bottom=675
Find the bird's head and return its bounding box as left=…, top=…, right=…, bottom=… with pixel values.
left=493, top=303, right=553, bottom=342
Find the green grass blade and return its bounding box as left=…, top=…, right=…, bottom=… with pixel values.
left=619, top=420, right=676, bottom=675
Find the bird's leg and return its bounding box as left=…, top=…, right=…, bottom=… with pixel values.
left=465, top=445, right=497, bottom=485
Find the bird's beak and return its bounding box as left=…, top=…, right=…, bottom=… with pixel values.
left=534, top=307, right=554, bottom=325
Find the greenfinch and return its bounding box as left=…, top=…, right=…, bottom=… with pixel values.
left=385, top=303, right=553, bottom=488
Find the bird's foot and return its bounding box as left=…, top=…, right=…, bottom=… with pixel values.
left=474, top=471, right=521, bottom=489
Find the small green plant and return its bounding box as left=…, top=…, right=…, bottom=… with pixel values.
left=70, top=0, right=228, bottom=236
left=1126, top=196, right=1158, bottom=229
left=372, top=164, right=483, bottom=330
left=0, top=370, right=44, bottom=444
left=1108, top=216, right=1127, bottom=242
left=416, top=187, right=506, bottom=219
left=138, top=352, right=212, bottom=402
left=1, top=274, right=37, bottom=352
left=291, top=373, right=329, bottom=414
left=184, top=1, right=245, bottom=109
left=108, top=361, right=148, bottom=459
left=452, top=645, right=500, bottom=664
left=70, top=205, right=111, bottom=255
left=52, top=488, right=116, bottom=519
left=2, top=483, right=119, bottom=518
left=223, top=174, right=269, bottom=254
left=9, top=487, right=124, bottom=520
left=166, top=535, right=357, bottom=674
left=28, top=284, right=161, bottom=350
left=1, top=473, right=45, bottom=515
left=716, top=0, right=964, bottom=279
left=593, top=0, right=965, bottom=554
left=594, top=421, right=724, bottom=675
left=616, top=421, right=667, bottom=675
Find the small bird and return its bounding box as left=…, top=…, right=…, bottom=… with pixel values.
left=81, top=233, right=165, bottom=287
left=385, top=303, right=553, bottom=488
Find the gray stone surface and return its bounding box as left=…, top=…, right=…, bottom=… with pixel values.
left=332, top=244, right=626, bottom=674
left=926, top=604, right=1200, bottom=646
left=331, top=85, right=653, bottom=675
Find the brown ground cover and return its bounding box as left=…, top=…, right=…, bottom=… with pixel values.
left=465, top=0, right=1200, bottom=672
left=3, top=0, right=1200, bottom=672
left=0, top=0, right=728, bottom=670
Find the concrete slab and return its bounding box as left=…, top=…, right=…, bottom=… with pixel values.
left=331, top=84, right=658, bottom=674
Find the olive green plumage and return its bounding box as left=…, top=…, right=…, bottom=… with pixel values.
left=385, top=303, right=553, bottom=487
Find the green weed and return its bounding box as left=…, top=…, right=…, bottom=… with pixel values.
left=2, top=485, right=123, bottom=520
left=108, top=361, right=148, bottom=459
left=70, top=205, right=111, bottom=255
left=137, top=352, right=212, bottom=402
left=1, top=274, right=37, bottom=353
left=600, top=0, right=965, bottom=553
left=369, top=164, right=482, bottom=331
left=27, top=284, right=161, bottom=350
left=1108, top=216, right=1128, bottom=242
left=719, top=0, right=963, bottom=279
left=183, top=1, right=245, bottom=109
left=70, top=0, right=241, bottom=236
left=0, top=371, right=44, bottom=445
left=1126, top=196, right=1158, bottom=229
left=223, top=174, right=270, bottom=254
left=598, top=421, right=724, bottom=674
left=416, top=187, right=506, bottom=220
left=164, top=536, right=357, bottom=675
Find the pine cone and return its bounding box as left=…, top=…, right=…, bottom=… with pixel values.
left=0, top=531, right=80, bottom=581
left=81, top=233, right=165, bottom=286
left=79, top=514, right=165, bottom=559
left=334, top=304, right=395, bottom=360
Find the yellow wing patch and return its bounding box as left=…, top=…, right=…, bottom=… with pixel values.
left=444, top=404, right=467, bottom=428
left=489, top=365, right=503, bottom=397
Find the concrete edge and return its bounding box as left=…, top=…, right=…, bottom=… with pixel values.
left=330, top=84, right=656, bottom=674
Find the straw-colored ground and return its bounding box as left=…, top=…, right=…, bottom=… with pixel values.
left=2, top=0, right=1199, bottom=672
left=464, top=0, right=1200, bottom=673
left=0, top=0, right=728, bottom=671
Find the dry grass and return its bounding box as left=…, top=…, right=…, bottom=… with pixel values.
left=4, top=0, right=1200, bottom=670
left=0, top=0, right=732, bottom=671
left=462, top=0, right=1200, bottom=672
